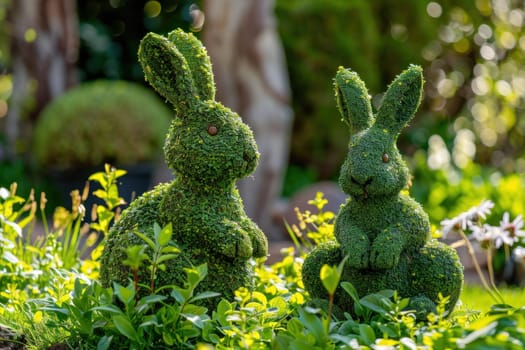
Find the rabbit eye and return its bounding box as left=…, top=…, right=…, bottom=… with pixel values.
left=382, top=153, right=389, bottom=163
left=207, top=125, right=218, bottom=136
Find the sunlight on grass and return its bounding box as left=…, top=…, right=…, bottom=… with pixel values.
left=459, top=284, right=525, bottom=313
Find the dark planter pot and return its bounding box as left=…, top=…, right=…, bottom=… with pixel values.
left=48, top=163, right=154, bottom=220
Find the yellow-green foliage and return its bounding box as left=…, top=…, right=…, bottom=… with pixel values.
left=302, top=65, right=464, bottom=319
left=100, top=29, right=268, bottom=308
left=33, top=80, right=171, bottom=169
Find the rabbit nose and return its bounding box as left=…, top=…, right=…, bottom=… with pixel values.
left=351, top=176, right=373, bottom=186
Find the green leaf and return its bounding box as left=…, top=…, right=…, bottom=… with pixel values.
left=113, top=169, right=127, bottom=179
left=156, top=253, right=179, bottom=264
left=157, top=222, right=173, bottom=247
left=341, top=281, right=360, bottom=304
left=92, top=189, right=108, bottom=200
left=298, top=307, right=326, bottom=341
left=160, top=245, right=180, bottom=254
left=97, top=335, right=113, bottom=350
left=162, top=331, right=175, bottom=345
left=112, top=314, right=138, bottom=341
left=269, top=296, right=288, bottom=317
left=138, top=294, right=167, bottom=305
left=113, top=283, right=135, bottom=306
left=360, top=294, right=389, bottom=315
left=359, top=324, right=376, bottom=345
left=122, top=245, right=149, bottom=270
left=190, top=291, right=221, bottom=303
left=133, top=230, right=155, bottom=250
left=181, top=304, right=208, bottom=316
left=97, top=205, right=115, bottom=222
left=320, top=264, right=340, bottom=295
left=92, top=305, right=123, bottom=315
left=287, top=318, right=305, bottom=336
left=171, top=287, right=190, bottom=304
left=184, top=264, right=207, bottom=287
left=214, top=299, right=233, bottom=327
left=135, top=295, right=167, bottom=314
left=139, top=315, right=160, bottom=329
left=89, top=172, right=108, bottom=188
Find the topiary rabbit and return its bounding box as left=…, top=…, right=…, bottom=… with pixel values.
left=302, top=65, right=463, bottom=318
left=99, top=29, right=268, bottom=309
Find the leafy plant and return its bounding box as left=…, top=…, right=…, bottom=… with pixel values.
left=1, top=168, right=525, bottom=349
left=285, top=191, right=336, bottom=254
left=127, top=222, right=180, bottom=294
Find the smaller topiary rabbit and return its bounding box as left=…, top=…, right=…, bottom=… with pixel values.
left=99, top=29, right=268, bottom=309
left=302, top=65, right=463, bottom=318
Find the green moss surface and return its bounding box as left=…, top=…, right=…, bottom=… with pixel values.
left=302, top=65, right=463, bottom=318
left=99, top=29, right=268, bottom=309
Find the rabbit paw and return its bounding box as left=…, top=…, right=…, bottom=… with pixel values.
left=219, top=231, right=253, bottom=259
left=369, top=245, right=400, bottom=270
left=235, top=232, right=253, bottom=258
left=369, top=232, right=403, bottom=269
left=345, top=241, right=370, bottom=269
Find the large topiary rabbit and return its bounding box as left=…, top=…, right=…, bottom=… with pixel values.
left=302, top=65, right=463, bottom=318
left=99, top=29, right=268, bottom=309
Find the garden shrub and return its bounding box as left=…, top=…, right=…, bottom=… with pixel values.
left=99, top=29, right=268, bottom=309
left=33, top=80, right=171, bottom=170
left=302, top=65, right=464, bottom=319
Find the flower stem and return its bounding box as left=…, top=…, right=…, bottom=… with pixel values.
left=486, top=246, right=505, bottom=304
left=458, top=230, right=502, bottom=303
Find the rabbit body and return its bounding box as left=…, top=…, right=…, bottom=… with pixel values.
left=99, top=29, right=267, bottom=308
left=302, top=66, right=463, bottom=318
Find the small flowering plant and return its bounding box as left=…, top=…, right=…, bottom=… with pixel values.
left=440, top=200, right=525, bottom=303
left=285, top=192, right=336, bottom=254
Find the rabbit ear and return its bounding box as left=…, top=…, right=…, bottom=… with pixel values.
left=138, top=32, right=197, bottom=112
left=168, top=29, right=215, bottom=101
left=334, top=67, right=374, bottom=133
left=375, top=65, right=423, bottom=136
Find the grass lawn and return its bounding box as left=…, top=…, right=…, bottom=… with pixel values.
left=459, top=284, right=525, bottom=313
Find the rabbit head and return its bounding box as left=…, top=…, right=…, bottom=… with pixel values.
left=334, top=65, right=423, bottom=200
left=138, top=29, right=259, bottom=186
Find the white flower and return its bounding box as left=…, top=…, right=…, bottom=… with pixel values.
left=78, top=204, right=86, bottom=219
left=440, top=218, right=460, bottom=238
left=490, top=226, right=514, bottom=248
left=469, top=224, right=494, bottom=246
left=440, top=200, right=494, bottom=238
left=500, top=212, right=525, bottom=240
left=513, top=246, right=525, bottom=259
left=0, top=187, right=9, bottom=200
left=470, top=200, right=495, bottom=221
left=470, top=223, right=514, bottom=249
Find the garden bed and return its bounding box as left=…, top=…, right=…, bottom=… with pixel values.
left=0, top=167, right=524, bottom=349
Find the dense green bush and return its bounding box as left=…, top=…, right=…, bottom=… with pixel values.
left=33, top=80, right=171, bottom=170
left=1, top=175, right=524, bottom=349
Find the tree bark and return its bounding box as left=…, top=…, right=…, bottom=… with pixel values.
left=6, top=0, right=78, bottom=156
left=203, top=0, right=293, bottom=240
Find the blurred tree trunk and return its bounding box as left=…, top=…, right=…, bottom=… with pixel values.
left=6, top=0, right=78, bottom=157
left=203, top=0, right=293, bottom=240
